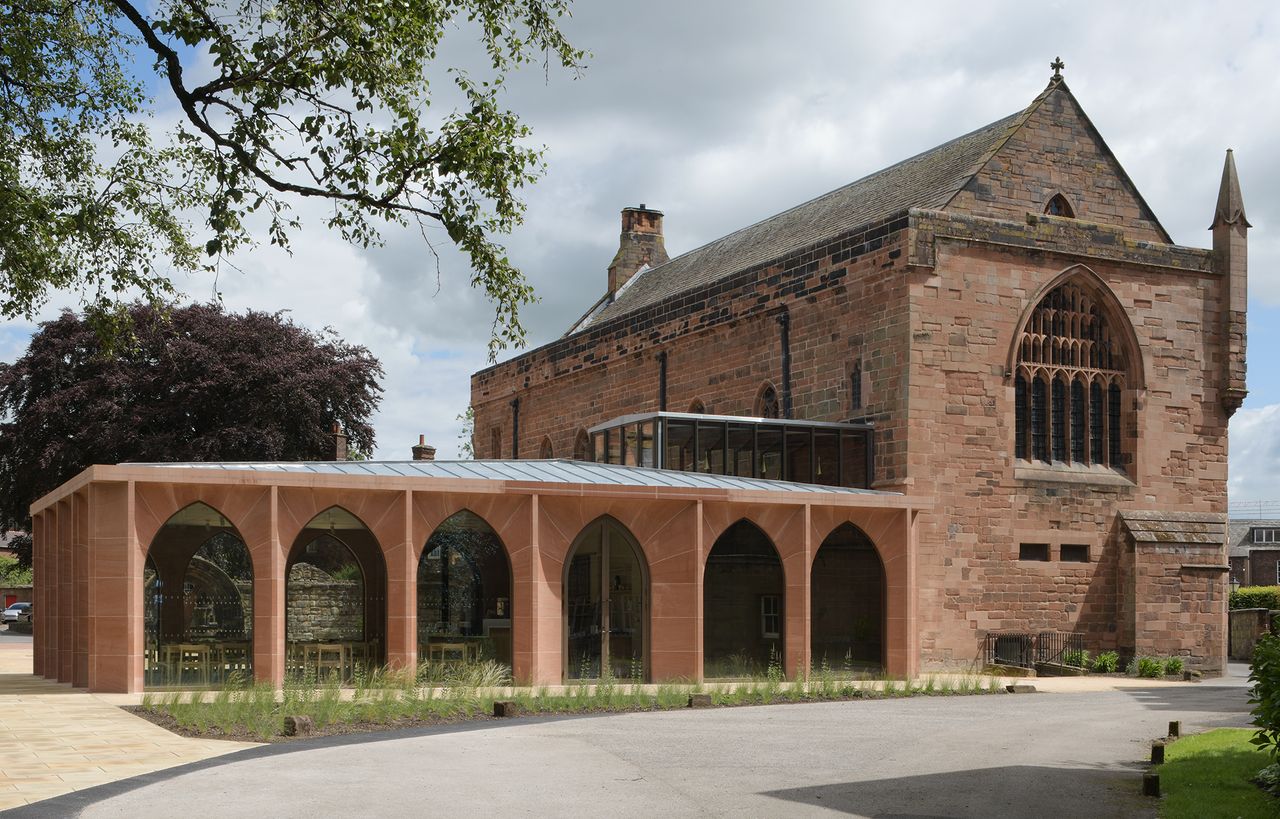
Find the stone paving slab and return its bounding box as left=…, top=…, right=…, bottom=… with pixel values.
left=0, top=636, right=259, bottom=811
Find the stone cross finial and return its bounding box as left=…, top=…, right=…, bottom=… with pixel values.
left=1050, top=57, right=1065, bottom=81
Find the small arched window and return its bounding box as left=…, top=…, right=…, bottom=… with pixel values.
left=1045, top=194, right=1075, bottom=218
left=539, top=436, right=554, bottom=459
left=572, top=429, right=590, bottom=461
left=688, top=399, right=706, bottom=414
left=850, top=361, right=863, bottom=411
left=755, top=384, right=780, bottom=419
left=489, top=427, right=502, bottom=459
left=1014, top=278, right=1130, bottom=472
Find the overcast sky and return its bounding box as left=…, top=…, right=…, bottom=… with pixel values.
left=5, top=1, right=1278, bottom=511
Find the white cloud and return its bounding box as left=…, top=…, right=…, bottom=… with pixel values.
left=4, top=1, right=1279, bottom=467
left=1229, top=404, right=1280, bottom=506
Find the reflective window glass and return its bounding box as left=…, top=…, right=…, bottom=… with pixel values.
left=697, top=421, right=726, bottom=474
left=607, top=427, right=622, bottom=465
left=638, top=422, right=655, bottom=468
left=623, top=424, right=639, bottom=466
left=786, top=428, right=813, bottom=483
left=813, top=430, right=839, bottom=486
left=757, top=426, right=783, bottom=480
left=418, top=511, right=512, bottom=677
left=839, top=431, right=869, bottom=488
left=665, top=420, right=696, bottom=471
left=726, top=423, right=754, bottom=477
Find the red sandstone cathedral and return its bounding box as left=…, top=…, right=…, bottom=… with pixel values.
left=32, top=66, right=1247, bottom=693
left=472, top=67, right=1246, bottom=674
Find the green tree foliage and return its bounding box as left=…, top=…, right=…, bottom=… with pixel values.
left=1, top=0, right=585, bottom=355
left=0, top=553, right=32, bottom=586
left=0, top=302, right=384, bottom=566
left=457, top=405, right=475, bottom=458
left=1231, top=586, right=1280, bottom=611
left=1250, top=634, right=1280, bottom=761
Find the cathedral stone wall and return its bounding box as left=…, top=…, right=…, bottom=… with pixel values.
left=898, top=221, right=1225, bottom=670
left=470, top=79, right=1235, bottom=673
left=472, top=215, right=915, bottom=486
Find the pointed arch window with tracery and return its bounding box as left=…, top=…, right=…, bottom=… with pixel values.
left=1014, top=280, right=1129, bottom=472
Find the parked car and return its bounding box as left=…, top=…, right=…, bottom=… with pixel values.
left=3, top=602, right=30, bottom=623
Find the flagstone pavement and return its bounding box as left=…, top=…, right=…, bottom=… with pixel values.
left=0, top=632, right=259, bottom=811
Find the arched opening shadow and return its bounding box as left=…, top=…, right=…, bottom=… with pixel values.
left=417, top=510, right=514, bottom=677
left=143, top=502, right=253, bottom=689
left=704, top=520, right=783, bottom=679
left=563, top=516, right=649, bottom=682
left=810, top=522, right=885, bottom=674
left=286, top=507, right=387, bottom=682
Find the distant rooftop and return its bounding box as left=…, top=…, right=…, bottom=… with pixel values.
left=1229, top=519, right=1280, bottom=557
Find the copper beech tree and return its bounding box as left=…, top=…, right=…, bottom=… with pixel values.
left=0, top=303, right=384, bottom=565
left=1, top=0, right=585, bottom=355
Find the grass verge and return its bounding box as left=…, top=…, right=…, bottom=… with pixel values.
left=1159, top=728, right=1278, bottom=819
left=132, top=667, right=1005, bottom=743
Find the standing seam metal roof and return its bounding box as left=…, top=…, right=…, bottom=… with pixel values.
left=127, top=459, right=896, bottom=495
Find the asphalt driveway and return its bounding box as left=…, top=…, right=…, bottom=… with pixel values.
left=14, top=667, right=1255, bottom=819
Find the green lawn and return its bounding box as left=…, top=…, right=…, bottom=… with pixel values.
left=1159, top=728, right=1278, bottom=818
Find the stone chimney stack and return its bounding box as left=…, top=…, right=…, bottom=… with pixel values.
left=1210, top=149, right=1249, bottom=417
left=333, top=422, right=348, bottom=461
left=411, top=434, right=436, bottom=462
left=608, top=204, right=668, bottom=296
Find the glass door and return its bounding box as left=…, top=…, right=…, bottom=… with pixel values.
left=565, top=520, right=647, bottom=681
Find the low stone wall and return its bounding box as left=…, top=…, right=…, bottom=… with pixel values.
left=287, top=564, right=363, bottom=642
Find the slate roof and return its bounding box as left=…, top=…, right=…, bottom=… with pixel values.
left=129, top=459, right=893, bottom=496
left=1119, top=511, right=1227, bottom=546
left=577, top=105, right=1028, bottom=331
left=1229, top=519, right=1280, bottom=557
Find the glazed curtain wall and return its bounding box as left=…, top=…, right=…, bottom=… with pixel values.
left=31, top=479, right=915, bottom=693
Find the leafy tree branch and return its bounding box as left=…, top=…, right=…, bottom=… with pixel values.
left=1, top=0, right=585, bottom=356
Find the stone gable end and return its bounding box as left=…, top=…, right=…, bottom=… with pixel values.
left=945, top=85, right=1170, bottom=245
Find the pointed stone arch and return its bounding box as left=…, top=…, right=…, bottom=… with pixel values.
left=811, top=522, right=885, bottom=673
left=572, top=428, right=590, bottom=461
left=563, top=515, right=649, bottom=681
left=418, top=509, right=514, bottom=672
left=1007, top=264, right=1145, bottom=389
left=703, top=518, right=784, bottom=678
left=285, top=505, right=388, bottom=678
left=143, top=501, right=254, bottom=688
left=1044, top=191, right=1077, bottom=218
left=754, top=382, right=780, bottom=419
left=1009, top=265, right=1143, bottom=473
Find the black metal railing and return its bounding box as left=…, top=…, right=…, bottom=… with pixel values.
left=983, top=632, right=1085, bottom=669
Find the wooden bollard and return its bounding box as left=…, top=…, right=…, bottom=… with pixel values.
left=1151, top=740, right=1165, bottom=765
left=1168, top=720, right=1181, bottom=738
left=1143, top=772, right=1160, bottom=797
left=493, top=700, right=520, bottom=718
